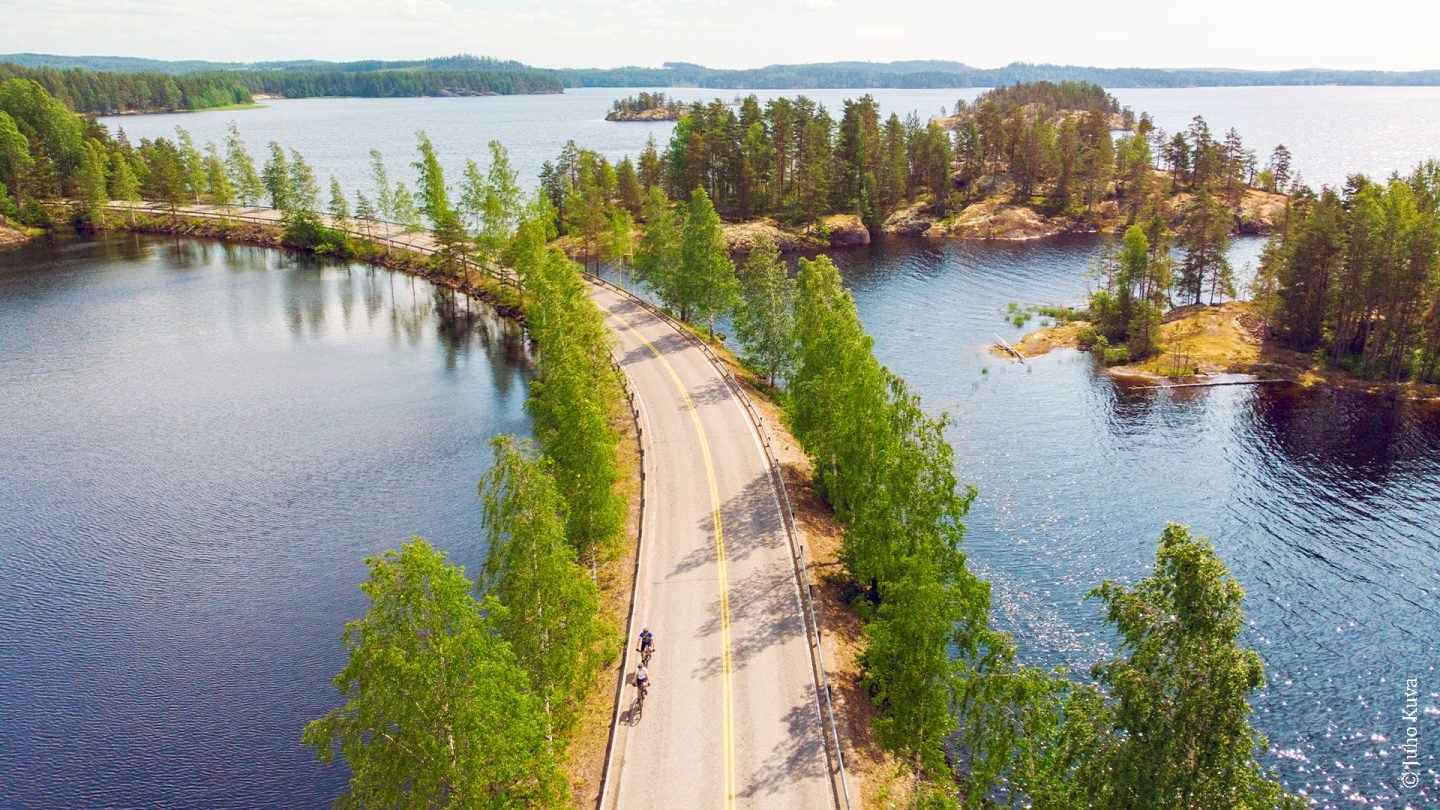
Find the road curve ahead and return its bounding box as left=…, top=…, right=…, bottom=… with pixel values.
left=591, top=283, right=833, bottom=810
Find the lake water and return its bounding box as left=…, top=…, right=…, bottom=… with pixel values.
left=0, top=236, right=532, bottom=807
left=102, top=85, right=1440, bottom=197
left=3, top=87, right=1434, bottom=807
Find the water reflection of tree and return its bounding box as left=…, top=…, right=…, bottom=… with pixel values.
left=429, top=288, right=529, bottom=396
left=281, top=253, right=330, bottom=339
left=1247, top=387, right=1439, bottom=480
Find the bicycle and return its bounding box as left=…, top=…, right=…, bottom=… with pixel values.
left=633, top=678, right=649, bottom=722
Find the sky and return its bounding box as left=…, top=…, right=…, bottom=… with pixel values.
left=3, top=0, right=1438, bottom=72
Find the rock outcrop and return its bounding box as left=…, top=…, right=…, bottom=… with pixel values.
left=947, top=200, right=1063, bottom=240
left=722, top=219, right=825, bottom=254
left=818, top=214, right=871, bottom=247
left=605, top=108, right=684, bottom=122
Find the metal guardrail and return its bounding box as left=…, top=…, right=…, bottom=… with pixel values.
left=582, top=274, right=853, bottom=810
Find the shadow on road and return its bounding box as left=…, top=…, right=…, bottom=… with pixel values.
left=668, top=473, right=785, bottom=579
left=739, top=687, right=829, bottom=801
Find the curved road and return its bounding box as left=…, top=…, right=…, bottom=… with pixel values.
left=104, top=203, right=838, bottom=807
left=592, top=284, right=833, bottom=809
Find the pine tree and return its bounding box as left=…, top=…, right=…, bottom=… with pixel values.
left=1177, top=187, right=1232, bottom=305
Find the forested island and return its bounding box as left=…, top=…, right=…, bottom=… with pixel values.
left=604, top=92, right=688, bottom=121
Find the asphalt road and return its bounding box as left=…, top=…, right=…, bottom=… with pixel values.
left=591, top=285, right=833, bottom=809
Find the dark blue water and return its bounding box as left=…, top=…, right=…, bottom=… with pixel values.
left=0, top=236, right=532, bottom=808
left=826, top=235, right=1440, bottom=807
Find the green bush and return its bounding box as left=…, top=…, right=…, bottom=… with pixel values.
left=281, top=211, right=352, bottom=257
left=1104, top=345, right=1130, bottom=365
left=1077, top=327, right=1100, bottom=350
left=18, top=198, right=53, bottom=228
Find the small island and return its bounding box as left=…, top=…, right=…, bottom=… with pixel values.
left=605, top=92, right=687, bottom=121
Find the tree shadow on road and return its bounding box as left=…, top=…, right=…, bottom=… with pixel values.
left=688, top=557, right=806, bottom=681
left=619, top=329, right=691, bottom=366
left=738, top=686, right=830, bottom=801
left=659, top=454, right=809, bottom=683
left=667, top=472, right=785, bottom=579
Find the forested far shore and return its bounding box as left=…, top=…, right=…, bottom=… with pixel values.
left=0, top=61, right=563, bottom=116
left=9, top=51, right=1440, bottom=88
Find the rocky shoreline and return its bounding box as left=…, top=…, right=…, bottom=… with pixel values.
left=604, top=107, right=684, bottom=122
left=1002, top=301, right=1440, bottom=402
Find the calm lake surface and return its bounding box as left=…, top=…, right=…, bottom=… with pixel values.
left=3, top=87, right=1435, bottom=807
left=0, top=236, right=532, bottom=807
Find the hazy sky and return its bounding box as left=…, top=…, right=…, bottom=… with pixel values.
left=5, top=0, right=1438, bottom=71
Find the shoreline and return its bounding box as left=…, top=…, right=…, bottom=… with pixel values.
left=1002, top=301, right=1440, bottom=402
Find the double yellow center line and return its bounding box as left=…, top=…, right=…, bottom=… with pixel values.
left=610, top=305, right=737, bottom=808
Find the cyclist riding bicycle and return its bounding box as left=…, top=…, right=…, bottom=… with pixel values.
left=635, top=663, right=651, bottom=697
left=638, top=628, right=655, bottom=655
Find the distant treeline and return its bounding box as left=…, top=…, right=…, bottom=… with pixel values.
left=7, top=52, right=1440, bottom=92
left=0, top=63, right=252, bottom=115
left=561, top=59, right=1440, bottom=89
left=0, top=60, right=564, bottom=115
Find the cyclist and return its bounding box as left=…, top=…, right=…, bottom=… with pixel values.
left=635, top=663, right=651, bottom=700
left=637, top=628, right=656, bottom=657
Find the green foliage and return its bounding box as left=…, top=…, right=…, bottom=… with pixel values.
left=261, top=141, right=290, bottom=211
left=1076, top=325, right=1100, bottom=350
left=327, top=176, right=348, bottom=221
left=1102, top=344, right=1130, bottom=365
left=1262, top=170, right=1440, bottom=381
left=633, top=186, right=684, bottom=314
left=1178, top=187, right=1233, bottom=305
left=1085, top=524, right=1300, bottom=808
left=222, top=123, right=262, bottom=207
left=288, top=148, right=320, bottom=215
left=734, top=234, right=797, bottom=386
left=281, top=209, right=352, bottom=256
left=679, top=186, right=740, bottom=337
left=412, top=130, right=452, bottom=227
left=302, top=539, right=568, bottom=809
left=0, top=109, right=33, bottom=201
left=789, top=254, right=992, bottom=788
left=72, top=138, right=109, bottom=227
left=478, top=437, right=609, bottom=734
left=521, top=245, right=625, bottom=571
